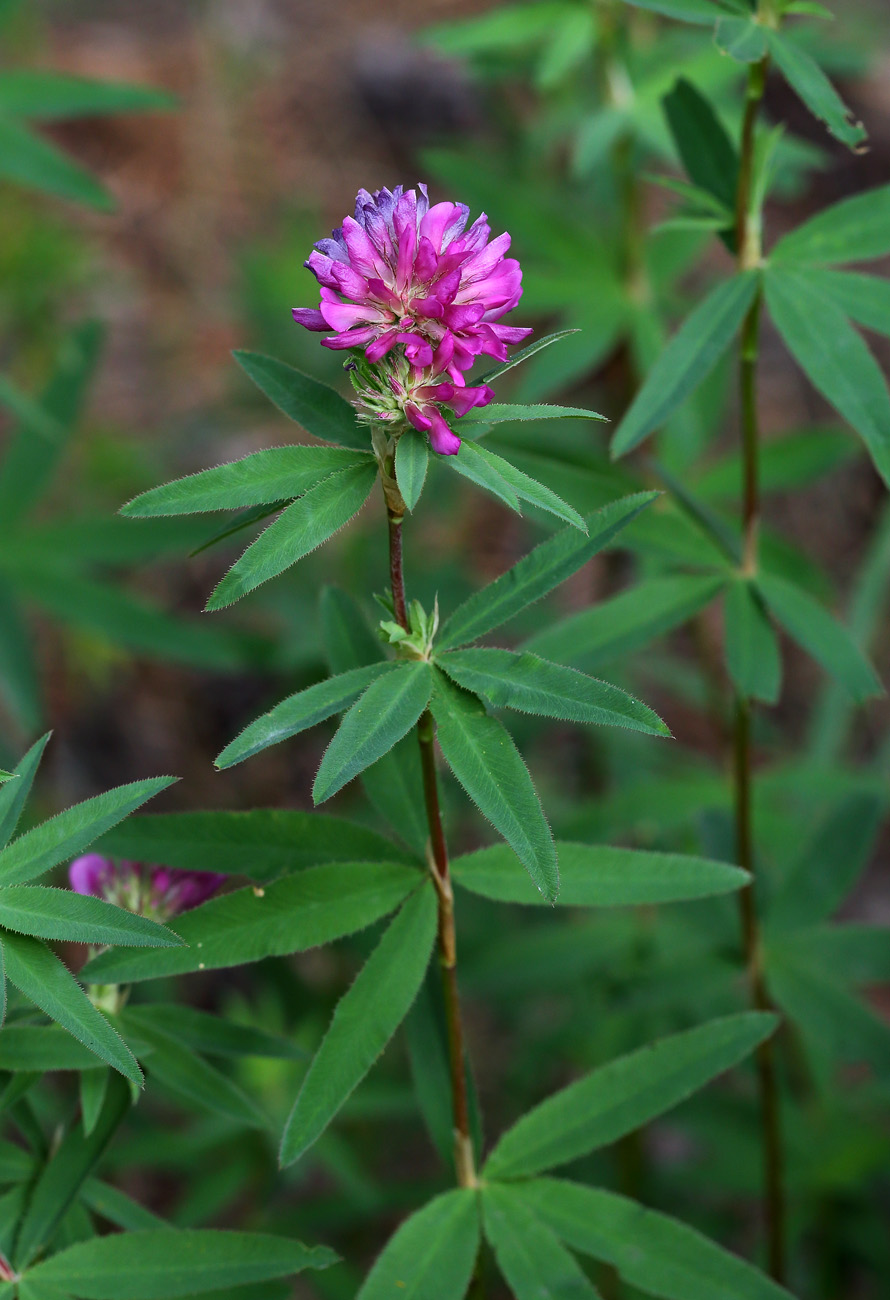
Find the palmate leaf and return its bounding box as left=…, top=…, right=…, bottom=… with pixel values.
left=357, top=1189, right=480, bottom=1300
left=82, top=860, right=420, bottom=984
left=724, top=579, right=781, bottom=704
left=521, top=1179, right=794, bottom=1300
left=0, top=1025, right=101, bottom=1073
left=771, top=184, right=890, bottom=266
left=121, top=446, right=370, bottom=517
left=15, top=1075, right=131, bottom=1271
left=764, top=267, right=890, bottom=487
left=123, top=1004, right=307, bottom=1062
left=1, top=933, right=142, bottom=1083
left=0, top=114, right=112, bottom=209
left=524, top=574, right=727, bottom=667
left=216, top=662, right=399, bottom=769
left=463, top=403, right=606, bottom=425
left=475, top=328, right=581, bottom=385
left=280, top=884, right=436, bottom=1166
left=439, top=648, right=669, bottom=736
left=22, top=1230, right=337, bottom=1298
left=482, top=1185, right=600, bottom=1300
left=0, top=776, right=177, bottom=888
left=431, top=673, right=558, bottom=902
left=0, top=733, right=50, bottom=850
left=394, top=429, right=429, bottom=512
left=233, top=350, right=368, bottom=449
left=764, top=28, right=866, bottom=151
left=93, top=808, right=412, bottom=879
left=810, top=270, right=890, bottom=338
left=483, top=1013, right=777, bottom=1179
left=451, top=842, right=748, bottom=907
left=454, top=443, right=586, bottom=530
left=447, top=443, right=521, bottom=513
left=313, top=661, right=434, bottom=804
left=612, top=274, right=759, bottom=459
left=756, top=572, right=883, bottom=703
left=439, top=492, right=657, bottom=650
left=206, top=461, right=377, bottom=609
left=0, top=887, right=181, bottom=948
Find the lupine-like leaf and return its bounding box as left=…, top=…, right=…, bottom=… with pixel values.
left=715, top=15, right=768, bottom=62
left=458, top=443, right=586, bottom=530
left=0, top=777, right=177, bottom=887
left=724, top=579, right=781, bottom=704
left=0, top=887, right=181, bottom=948
left=662, top=77, right=738, bottom=215
left=23, top=1230, right=338, bottom=1298
left=439, top=649, right=669, bottom=735
left=810, top=270, right=890, bottom=338
left=482, top=1184, right=600, bottom=1300
left=2, top=933, right=142, bottom=1083
left=524, top=574, right=726, bottom=666
left=127, top=1018, right=267, bottom=1129
left=313, top=662, right=434, bottom=804
left=206, top=460, right=378, bottom=609
left=0, top=114, right=113, bottom=208
left=772, top=185, right=890, bottom=266
left=357, top=1189, right=480, bottom=1300
left=216, top=662, right=399, bottom=769
left=122, top=446, right=370, bottom=517
left=462, top=402, right=606, bottom=424
left=447, top=443, right=521, bottom=513
left=765, top=267, right=890, bottom=486
left=0, top=72, right=175, bottom=119
left=475, top=327, right=581, bottom=384
left=764, top=28, right=866, bottom=150
left=280, top=884, right=436, bottom=1166
left=431, top=673, right=558, bottom=902
left=756, top=572, right=883, bottom=702
left=0, top=733, right=50, bottom=850
left=451, top=842, right=748, bottom=907
left=394, top=430, right=429, bottom=512
left=0, top=1025, right=101, bottom=1073
left=0, top=581, right=40, bottom=732
left=622, top=0, right=741, bottom=20
left=439, top=492, right=657, bottom=650
left=612, top=274, right=759, bottom=458
left=484, top=1013, right=777, bottom=1179
left=123, top=1004, right=306, bottom=1062
left=82, top=861, right=420, bottom=984
left=522, top=1179, right=794, bottom=1300
left=80, top=1067, right=109, bottom=1137
left=233, top=350, right=368, bottom=449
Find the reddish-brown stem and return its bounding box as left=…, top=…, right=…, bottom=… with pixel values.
left=387, top=503, right=477, bottom=1189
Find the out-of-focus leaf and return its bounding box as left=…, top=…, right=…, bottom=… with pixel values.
left=764, top=29, right=866, bottom=150
left=233, top=350, right=368, bottom=449
left=357, top=1189, right=480, bottom=1300
left=0, top=114, right=113, bottom=207
left=482, top=1184, right=600, bottom=1300
left=0, top=734, right=49, bottom=850
left=724, top=579, right=782, bottom=703
left=0, top=72, right=175, bottom=119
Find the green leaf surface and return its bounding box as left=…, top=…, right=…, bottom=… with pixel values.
left=0, top=777, right=176, bottom=888
left=439, top=493, right=657, bottom=650
left=357, top=1189, right=480, bottom=1300
left=767, top=793, right=885, bottom=933
left=439, top=649, right=668, bottom=735
left=772, top=185, right=890, bottom=266
left=0, top=583, right=40, bottom=732
left=24, top=1230, right=337, bottom=1298
left=82, top=861, right=419, bottom=984
left=127, top=1018, right=267, bottom=1129
left=233, top=350, right=367, bottom=449
left=524, top=574, right=726, bottom=667
left=216, top=662, right=398, bottom=769
left=810, top=269, right=890, bottom=337
left=0, top=1026, right=101, bottom=1073
left=765, top=29, right=866, bottom=150
left=452, top=842, right=748, bottom=907
left=431, top=674, right=558, bottom=902
left=484, top=1013, right=777, bottom=1179
left=15, top=1075, right=131, bottom=1270
left=482, top=1184, right=600, bottom=1300
left=475, top=328, right=581, bottom=385
left=463, top=403, right=605, bottom=425
left=696, top=427, right=855, bottom=498
left=313, top=662, right=433, bottom=804
left=623, top=0, right=740, bottom=20
left=0, top=887, right=181, bottom=948
left=0, top=734, right=50, bottom=850
left=662, top=76, right=738, bottom=213
left=122, top=1004, right=306, bottom=1062
left=121, top=447, right=369, bottom=517
left=724, top=579, right=781, bottom=703
left=522, top=1179, right=793, bottom=1300
left=206, top=461, right=377, bottom=609
left=93, top=809, right=409, bottom=880
left=756, top=572, right=883, bottom=702
left=360, top=736, right=429, bottom=862
left=715, top=15, right=768, bottom=61
left=321, top=586, right=383, bottom=673
left=765, top=267, right=890, bottom=486
left=769, top=923, right=890, bottom=988
left=459, top=444, right=586, bottom=530
left=0, top=114, right=112, bottom=208
left=0, top=72, right=175, bottom=119
left=394, top=430, right=429, bottom=512
left=612, top=274, right=759, bottom=458
left=79, top=1067, right=109, bottom=1137
left=2, top=933, right=142, bottom=1083
left=447, top=443, right=521, bottom=514
left=280, top=884, right=436, bottom=1166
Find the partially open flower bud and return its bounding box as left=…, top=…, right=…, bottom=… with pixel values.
left=69, top=854, right=224, bottom=921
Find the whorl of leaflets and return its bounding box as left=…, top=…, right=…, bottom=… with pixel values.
left=292, top=183, right=531, bottom=454
left=70, top=854, right=225, bottom=921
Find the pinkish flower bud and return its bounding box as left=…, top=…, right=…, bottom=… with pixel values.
left=69, top=855, right=225, bottom=921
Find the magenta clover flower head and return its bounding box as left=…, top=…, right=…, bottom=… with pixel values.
left=69, top=854, right=225, bottom=921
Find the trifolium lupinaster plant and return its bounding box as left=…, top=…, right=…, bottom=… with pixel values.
left=100, top=180, right=791, bottom=1297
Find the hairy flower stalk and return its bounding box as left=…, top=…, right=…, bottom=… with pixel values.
left=70, top=854, right=224, bottom=921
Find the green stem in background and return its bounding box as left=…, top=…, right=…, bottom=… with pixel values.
left=733, top=49, right=786, bottom=1285
left=386, top=504, right=477, bottom=1191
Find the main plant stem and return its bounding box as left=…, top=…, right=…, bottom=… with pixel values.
left=734, top=49, right=786, bottom=1285
left=387, top=508, right=477, bottom=1189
